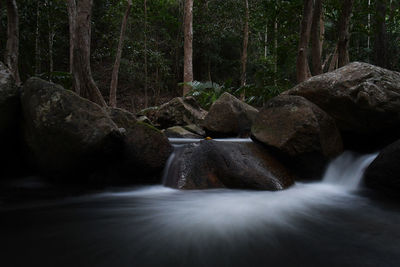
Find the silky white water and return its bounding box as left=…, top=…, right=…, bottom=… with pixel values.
left=3, top=151, right=399, bottom=267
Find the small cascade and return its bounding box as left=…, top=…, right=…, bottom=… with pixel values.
left=322, top=151, right=378, bottom=189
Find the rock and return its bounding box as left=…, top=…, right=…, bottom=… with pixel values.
left=0, top=62, right=24, bottom=177
left=183, top=124, right=206, bottom=137
left=364, top=140, right=400, bottom=198
left=203, top=92, right=258, bottom=137
left=21, top=78, right=123, bottom=178
left=154, top=96, right=207, bottom=129
left=137, top=115, right=153, bottom=125
left=163, top=126, right=203, bottom=139
left=163, top=140, right=294, bottom=190
left=108, top=107, right=172, bottom=178
left=252, top=95, right=343, bottom=179
left=137, top=106, right=159, bottom=124
left=285, top=62, right=400, bottom=150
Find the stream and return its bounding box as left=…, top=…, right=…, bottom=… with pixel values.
left=1, top=143, right=400, bottom=267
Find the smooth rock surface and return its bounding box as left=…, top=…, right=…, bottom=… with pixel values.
left=252, top=95, right=343, bottom=179
left=203, top=92, right=258, bottom=137
left=108, top=107, right=172, bottom=177
left=285, top=62, right=400, bottom=150
left=164, top=140, right=294, bottom=190
left=163, top=126, right=203, bottom=139
left=364, top=139, right=400, bottom=198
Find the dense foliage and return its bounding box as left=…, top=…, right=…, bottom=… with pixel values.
left=0, top=0, right=399, bottom=110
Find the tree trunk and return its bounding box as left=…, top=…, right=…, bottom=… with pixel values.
left=374, top=0, right=387, bottom=68
left=5, top=0, right=20, bottom=85
left=183, top=0, right=193, bottom=96
left=47, top=0, right=54, bottom=82
left=337, top=0, right=354, bottom=68
left=35, top=1, right=41, bottom=76
left=240, top=0, right=249, bottom=100
left=67, top=0, right=76, bottom=74
left=311, top=0, right=323, bottom=75
left=109, top=0, right=132, bottom=108
left=144, top=0, right=148, bottom=107
left=70, top=0, right=106, bottom=107
left=296, top=0, right=313, bottom=83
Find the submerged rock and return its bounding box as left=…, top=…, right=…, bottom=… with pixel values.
left=21, top=78, right=123, bottom=179
left=108, top=107, right=172, bottom=178
left=364, top=139, right=400, bottom=198
left=164, top=140, right=294, bottom=190
left=154, top=96, right=207, bottom=129
left=252, top=95, right=343, bottom=179
left=0, top=62, right=23, bottom=177
left=285, top=62, right=400, bottom=150
left=203, top=92, right=258, bottom=137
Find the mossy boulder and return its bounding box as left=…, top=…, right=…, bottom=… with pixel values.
left=21, top=78, right=123, bottom=179
left=108, top=107, right=172, bottom=178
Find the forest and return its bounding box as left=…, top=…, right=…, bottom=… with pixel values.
left=2, top=1, right=400, bottom=266
left=1, top=0, right=399, bottom=111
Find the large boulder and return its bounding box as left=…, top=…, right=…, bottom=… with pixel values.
left=252, top=95, right=343, bottom=179
left=21, top=78, right=123, bottom=179
left=108, top=107, right=172, bottom=179
left=203, top=92, right=259, bottom=137
left=163, top=140, right=294, bottom=190
left=285, top=62, right=400, bottom=150
left=364, top=140, right=400, bottom=198
left=0, top=62, right=23, bottom=177
left=154, top=96, right=207, bottom=129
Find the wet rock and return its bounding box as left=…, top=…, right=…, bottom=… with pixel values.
left=163, top=126, right=203, bottom=139
left=21, top=78, right=123, bottom=179
left=154, top=96, right=207, bottom=129
left=183, top=124, right=206, bottom=137
left=108, top=107, right=172, bottom=178
left=364, top=139, right=400, bottom=198
left=164, top=140, right=294, bottom=190
left=252, top=95, right=343, bottom=179
left=285, top=62, right=400, bottom=150
left=203, top=92, right=258, bottom=137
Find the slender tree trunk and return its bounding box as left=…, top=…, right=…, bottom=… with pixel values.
left=240, top=0, right=249, bottom=100
left=274, top=2, right=278, bottom=86
left=367, top=0, right=371, bottom=62
left=109, top=0, right=132, bottom=108
left=5, top=0, right=20, bottom=85
left=67, top=0, right=76, bottom=74
left=296, top=0, right=313, bottom=83
left=337, top=0, right=354, bottom=68
left=311, top=0, right=323, bottom=75
left=329, top=45, right=339, bottom=72
left=144, top=0, right=148, bottom=107
left=374, top=0, right=387, bottom=68
left=47, top=0, right=55, bottom=82
left=70, top=0, right=106, bottom=107
left=183, top=0, right=193, bottom=96
left=35, top=1, right=41, bottom=76
left=264, top=22, right=268, bottom=58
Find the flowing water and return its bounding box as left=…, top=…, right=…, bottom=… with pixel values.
left=1, top=146, right=400, bottom=267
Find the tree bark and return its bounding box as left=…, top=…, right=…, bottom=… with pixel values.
left=240, top=0, right=249, bottom=100
left=183, top=0, right=193, bottom=96
left=5, top=0, right=20, bottom=85
left=144, top=0, right=148, bottom=108
left=337, top=0, right=354, bottom=68
left=47, top=0, right=55, bottom=81
left=311, top=0, right=323, bottom=75
left=296, top=0, right=313, bottom=83
left=69, top=0, right=106, bottom=107
left=109, top=0, right=132, bottom=108
left=374, top=0, right=387, bottom=68
left=67, top=0, right=76, bottom=74
left=241, top=0, right=249, bottom=87
left=35, top=1, right=41, bottom=76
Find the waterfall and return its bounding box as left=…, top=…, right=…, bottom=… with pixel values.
left=322, top=152, right=378, bottom=189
